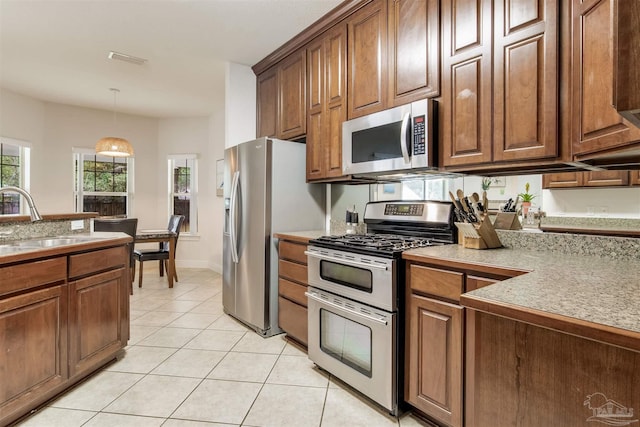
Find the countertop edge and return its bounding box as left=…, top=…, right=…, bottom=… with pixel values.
left=0, top=212, right=98, bottom=224
left=274, top=230, right=327, bottom=244
left=402, top=251, right=530, bottom=278
left=460, top=293, right=640, bottom=353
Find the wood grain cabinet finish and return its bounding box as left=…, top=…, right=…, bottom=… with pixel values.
left=306, top=23, right=347, bottom=181
left=348, top=0, right=388, bottom=119
left=257, top=50, right=307, bottom=140
left=407, top=293, right=463, bottom=427
left=68, top=268, right=127, bottom=377
left=572, top=0, right=640, bottom=158
left=0, top=284, right=68, bottom=425
left=0, top=244, right=130, bottom=426
left=442, top=0, right=562, bottom=167
left=277, top=239, right=309, bottom=346
left=614, top=0, right=640, bottom=127
left=387, top=0, right=439, bottom=105
left=542, top=170, right=630, bottom=188
left=631, top=170, right=640, bottom=185
left=465, top=311, right=640, bottom=427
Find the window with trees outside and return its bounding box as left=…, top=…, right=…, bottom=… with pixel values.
left=0, top=139, right=31, bottom=215
left=169, top=154, right=197, bottom=234
left=74, top=149, right=133, bottom=217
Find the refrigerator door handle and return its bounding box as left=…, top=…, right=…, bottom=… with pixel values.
left=229, top=170, right=240, bottom=263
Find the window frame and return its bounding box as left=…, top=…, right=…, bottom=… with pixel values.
left=168, top=154, right=198, bottom=235
left=73, top=147, right=134, bottom=217
left=0, top=137, right=31, bottom=216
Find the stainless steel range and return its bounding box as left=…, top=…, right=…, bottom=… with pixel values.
left=305, top=200, right=456, bottom=416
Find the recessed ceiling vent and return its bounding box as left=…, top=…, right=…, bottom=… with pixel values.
left=108, top=51, right=147, bottom=66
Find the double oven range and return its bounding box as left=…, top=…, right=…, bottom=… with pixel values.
left=305, top=200, right=456, bottom=415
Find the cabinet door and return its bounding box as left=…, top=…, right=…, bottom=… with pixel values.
left=441, top=0, right=493, bottom=167
left=631, top=170, right=640, bottom=185
left=306, top=38, right=325, bottom=180
left=278, top=50, right=307, bottom=140
left=388, top=0, right=439, bottom=105
left=348, top=0, right=388, bottom=118
left=583, top=170, right=629, bottom=187
left=542, top=172, right=583, bottom=188
left=572, top=0, right=640, bottom=156
left=257, top=67, right=278, bottom=138
left=0, top=285, right=68, bottom=422
left=493, top=0, right=560, bottom=162
left=68, top=268, right=127, bottom=377
left=407, top=294, right=463, bottom=427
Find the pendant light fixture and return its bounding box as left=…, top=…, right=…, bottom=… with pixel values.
left=95, top=88, right=134, bottom=157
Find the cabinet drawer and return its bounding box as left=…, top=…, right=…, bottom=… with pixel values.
left=69, top=246, right=127, bottom=279
left=278, top=259, right=308, bottom=285
left=278, top=296, right=308, bottom=346
left=0, top=257, right=66, bottom=296
left=279, top=240, right=308, bottom=264
left=278, top=278, right=307, bottom=307
left=409, top=264, right=464, bottom=302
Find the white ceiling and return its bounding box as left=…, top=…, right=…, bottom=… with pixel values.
left=0, top=0, right=342, bottom=118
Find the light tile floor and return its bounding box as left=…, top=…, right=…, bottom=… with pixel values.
left=16, top=268, right=429, bottom=427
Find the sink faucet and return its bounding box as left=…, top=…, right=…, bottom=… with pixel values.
left=0, top=186, right=43, bottom=221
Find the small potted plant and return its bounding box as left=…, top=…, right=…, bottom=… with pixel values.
left=518, top=182, right=536, bottom=215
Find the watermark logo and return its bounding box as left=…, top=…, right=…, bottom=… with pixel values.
left=584, top=392, right=638, bottom=426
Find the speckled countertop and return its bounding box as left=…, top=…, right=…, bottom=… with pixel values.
left=273, top=230, right=327, bottom=244
left=403, top=244, right=640, bottom=351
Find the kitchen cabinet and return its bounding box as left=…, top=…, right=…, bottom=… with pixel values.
left=441, top=0, right=564, bottom=168
left=0, top=241, right=130, bottom=426
left=571, top=0, right=640, bottom=159
left=306, top=23, right=347, bottom=181
left=631, top=170, right=640, bottom=185
left=614, top=0, right=640, bottom=127
left=542, top=170, right=630, bottom=188
left=404, top=260, right=515, bottom=427
left=277, top=239, right=310, bottom=346
left=68, top=246, right=129, bottom=377
left=256, top=50, right=307, bottom=140
left=347, top=0, right=388, bottom=119
left=0, top=258, right=68, bottom=426
left=387, top=0, right=439, bottom=105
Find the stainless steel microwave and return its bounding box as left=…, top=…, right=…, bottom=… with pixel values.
left=342, top=99, right=435, bottom=177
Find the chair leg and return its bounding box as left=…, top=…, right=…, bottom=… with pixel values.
left=138, top=260, right=144, bottom=287
left=159, top=260, right=164, bottom=277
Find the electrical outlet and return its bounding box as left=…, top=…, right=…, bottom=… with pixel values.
left=70, top=220, right=84, bottom=230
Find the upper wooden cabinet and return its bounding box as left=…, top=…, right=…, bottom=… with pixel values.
left=306, top=23, right=348, bottom=181
left=257, top=50, right=307, bottom=140
left=572, top=0, right=640, bottom=158
left=442, top=0, right=563, bottom=168
left=631, top=170, right=640, bottom=185
left=347, top=0, right=388, bottom=119
left=388, top=0, right=440, bottom=105
left=542, top=170, right=630, bottom=188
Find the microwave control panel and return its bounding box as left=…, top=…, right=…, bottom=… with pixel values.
left=413, top=115, right=426, bottom=155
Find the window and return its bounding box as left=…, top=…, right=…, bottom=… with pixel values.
left=168, top=154, right=197, bottom=234
left=0, top=139, right=31, bottom=215
left=74, top=149, right=133, bottom=216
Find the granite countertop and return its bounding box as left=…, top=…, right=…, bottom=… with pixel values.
left=403, top=244, right=640, bottom=351
left=273, top=230, right=328, bottom=244
left=0, top=232, right=132, bottom=266
left=539, top=223, right=640, bottom=237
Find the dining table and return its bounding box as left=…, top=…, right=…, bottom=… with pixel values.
left=135, top=229, right=178, bottom=288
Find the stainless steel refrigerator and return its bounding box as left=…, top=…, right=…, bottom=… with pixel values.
left=223, top=137, right=325, bottom=337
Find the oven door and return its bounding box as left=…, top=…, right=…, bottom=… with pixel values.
left=306, top=246, right=396, bottom=312
left=306, top=287, right=397, bottom=415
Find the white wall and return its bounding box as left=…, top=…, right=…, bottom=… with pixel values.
left=542, top=187, right=640, bottom=218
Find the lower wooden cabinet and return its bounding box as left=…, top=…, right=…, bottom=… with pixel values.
left=0, top=284, right=68, bottom=424
left=406, top=294, right=463, bottom=427
left=277, top=239, right=309, bottom=346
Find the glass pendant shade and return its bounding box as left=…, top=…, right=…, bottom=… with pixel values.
left=95, top=136, right=134, bottom=157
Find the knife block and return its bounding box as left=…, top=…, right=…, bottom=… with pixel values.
left=455, top=216, right=502, bottom=250
left=493, top=212, right=522, bottom=230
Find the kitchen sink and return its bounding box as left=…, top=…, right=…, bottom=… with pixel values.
left=14, top=237, right=96, bottom=248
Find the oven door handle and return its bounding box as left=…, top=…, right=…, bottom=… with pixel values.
left=305, top=292, right=388, bottom=326
left=304, top=251, right=389, bottom=271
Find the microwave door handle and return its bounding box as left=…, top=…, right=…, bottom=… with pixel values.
left=400, top=112, right=411, bottom=164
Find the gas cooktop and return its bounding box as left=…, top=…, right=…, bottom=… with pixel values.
left=310, top=233, right=447, bottom=258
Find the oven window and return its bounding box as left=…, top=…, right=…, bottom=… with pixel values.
left=319, top=308, right=372, bottom=377
left=352, top=121, right=404, bottom=164
left=320, top=260, right=373, bottom=293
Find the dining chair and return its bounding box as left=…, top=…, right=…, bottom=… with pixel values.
left=134, top=214, right=185, bottom=288
left=93, top=217, right=138, bottom=294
